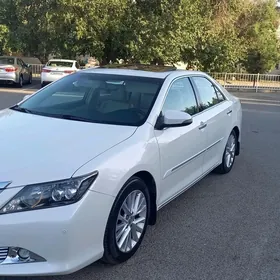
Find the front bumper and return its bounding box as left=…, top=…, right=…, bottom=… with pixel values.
left=0, top=190, right=114, bottom=276
left=0, top=72, right=17, bottom=83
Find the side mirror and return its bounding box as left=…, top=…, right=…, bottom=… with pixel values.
left=155, top=110, right=193, bottom=130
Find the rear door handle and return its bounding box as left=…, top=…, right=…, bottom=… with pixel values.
left=227, top=110, right=232, bottom=115
left=199, top=122, right=207, bottom=130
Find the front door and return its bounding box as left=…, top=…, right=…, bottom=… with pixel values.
left=155, top=77, right=208, bottom=206
left=18, top=59, right=28, bottom=81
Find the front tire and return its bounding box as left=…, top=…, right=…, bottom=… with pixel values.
left=214, top=130, right=237, bottom=174
left=102, top=177, right=150, bottom=265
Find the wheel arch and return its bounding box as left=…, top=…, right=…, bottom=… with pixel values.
left=132, top=171, right=157, bottom=226
left=232, top=126, right=240, bottom=156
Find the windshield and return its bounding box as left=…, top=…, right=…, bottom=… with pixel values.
left=14, top=72, right=164, bottom=126
left=47, top=61, right=74, bottom=67
left=0, top=57, right=15, bottom=65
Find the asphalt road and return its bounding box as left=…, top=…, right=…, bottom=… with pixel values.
left=0, top=85, right=280, bottom=280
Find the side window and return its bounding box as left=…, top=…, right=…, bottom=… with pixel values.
left=19, top=59, right=27, bottom=67
left=162, top=77, right=198, bottom=116
left=75, top=62, right=80, bottom=69
left=214, top=86, right=226, bottom=102
left=192, top=77, right=220, bottom=110
left=17, top=59, right=23, bottom=66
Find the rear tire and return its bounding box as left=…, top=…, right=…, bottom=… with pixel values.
left=214, top=130, right=237, bottom=174
left=102, top=176, right=150, bottom=265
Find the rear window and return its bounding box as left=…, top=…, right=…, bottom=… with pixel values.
left=47, top=61, right=74, bottom=68
left=0, top=57, right=15, bottom=65
left=17, top=73, right=164, bottom=126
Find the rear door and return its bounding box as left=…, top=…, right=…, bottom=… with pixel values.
left=190, top=76, right=233, bottom=173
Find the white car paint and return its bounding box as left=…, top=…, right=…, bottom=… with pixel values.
left=0, top=68, right=242, bottom=276
left=40, top=59, right=79, bottom=86
left=0, top=109, right=137, bottom=188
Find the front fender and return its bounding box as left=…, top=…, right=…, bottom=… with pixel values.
left=72, top=123, right=161, bottom=200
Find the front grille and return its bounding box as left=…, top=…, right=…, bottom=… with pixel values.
left=0, top=247, right=8, bottom=263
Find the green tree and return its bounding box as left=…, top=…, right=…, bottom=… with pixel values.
left=0, top=0, right=58, bottom=62
left=242, top=0, right=280, bottom=73
left=0, top=25, right=10, bottom=55
left=0, top=0, right=279, bottom=72
left=182, top=0, right=252, bottom=72
left=46, top=0, right=132, bottom=63
left=128, top=0, right=201, bottom=65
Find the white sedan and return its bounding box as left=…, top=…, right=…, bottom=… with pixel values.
left=41, top=59, right=80, bottom=87
left=0, top=65, right=242, bottom=276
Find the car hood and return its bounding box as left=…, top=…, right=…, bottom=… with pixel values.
left=0, top=109, right=137, bottom=188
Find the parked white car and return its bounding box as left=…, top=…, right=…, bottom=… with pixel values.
left=41, top=59, right=80, bottom=87
left=0, top=65, right=242, bottom=276
left=0, top=56, right=32, bottom=87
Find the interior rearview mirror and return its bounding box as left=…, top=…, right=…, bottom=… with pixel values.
left=155, top=110, right=193, bottom=130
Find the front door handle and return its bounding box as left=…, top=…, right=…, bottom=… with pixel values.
left=227, top=110, right=232, bottom=115
left=199, top=122, right=207, bottom=130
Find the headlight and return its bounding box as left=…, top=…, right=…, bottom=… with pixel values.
left=0, top=172, right=98, bottom=215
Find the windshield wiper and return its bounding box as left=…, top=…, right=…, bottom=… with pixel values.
left=10, top=106, right=94, bottom=123
left=10, top=105, right=35, bottom=114
left=57, top=114, right=94, bottom=123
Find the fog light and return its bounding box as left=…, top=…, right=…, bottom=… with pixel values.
left=1, top=247, right=46, bottom=265
left=18, top=248, right=30, bottom=260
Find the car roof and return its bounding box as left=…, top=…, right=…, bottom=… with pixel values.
left=0, top=56, right=42, bottom=64
left=83, top=64, right=203, bottom=79
left=48, top=59, right=76, bottom=62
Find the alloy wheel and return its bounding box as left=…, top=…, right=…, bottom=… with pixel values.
left=115, top=190, right=147, bottom=253
left=225, top=134, right=236, bottom=168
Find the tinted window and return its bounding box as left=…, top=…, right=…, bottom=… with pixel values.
left=163, top=77, right=198, bottom=116
left=47, top=61, right=74, bottom=68
left=14, top=73, right=164, bottom=126
left=75, top=62, right=80, bottom=69
left=192, top=77, right=220, bottom=110
left=19, top=59, right=27, bottom=67
left=0, top=57, right=15, bottom=64
left=18, top=59, right=24, bottom=67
